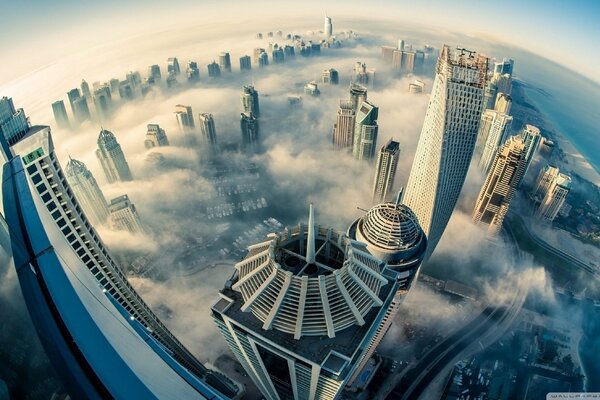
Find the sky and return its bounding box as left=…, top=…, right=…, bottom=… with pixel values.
left=1, top=0, right=599, bottom=86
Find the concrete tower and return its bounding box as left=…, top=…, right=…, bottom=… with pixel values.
left=352, top=101, right=379, bottom=161
left=372, top=139, right=400, bottom=203
left=332, top=101, right=356, bottom=149
left=472, top=136, right=527, bottom=235
left=403, top=45, right=488, bottom=258
left=65, top=157, right=110, bottom=225
left=477, top=110, right=513, bottom=174
left=199, top=113, right=217, bottom=146
left=95, top=128, right=133, bottom=183
left=241, top=85, right=260, bottom=117
left=144, top=123, right=169, bottom=149
left=324, top=15, right=333, bottom=37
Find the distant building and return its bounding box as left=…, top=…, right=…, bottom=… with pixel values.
left=118, top=81, right=135, bottom=100
left=148, top=64, right=161, bottom=81
left=241, top=85, right=260, bottom=117
left=109, top=78, right=120, bottom=94
left=324, top=15, right=333, bottom=37
left=403, top=45, right=488, bottom=258
left=240, top=113, right=259, bottom=148
left=92, top=85, right=113, bottom=122
left=477, top=110, right=513, bottom=174
left=166, top=74, right=178, bottom=88
left=174, top=104, right=195, bottom=133
left=408, top=80, right=425, bottom=93
left=494, top=58, right=514, bottom=76
left=186, top=61, right=200, bottom=82
left=283, top=45, right=295, bottom=58
left=322, top=68, right=339, bottom=84
left=256, top=32, right=263, bottom=39
left=199, top=113, right=217, bottom=146
left=207, top=61, right=221, bottom=77
left=0, top=96, right=30, bottom=157
left=65, top=157, right=109, bottom=225
left=287, top=96, right=302, bottom=108
left=51, top=100, right=70, bottom=130
left=535, top=172, right=571, bottom=221
left=372, top=139, right=400, bottom=203
left=167, top=57, right=181, bottom=75
left=332, top=100, right=355, bottom=149
left=472, top=136, right=527, bottom=235
left=349, top=83, right=368, bottom=112
left=520, top=124, right=542, bottom=180
left=80, top=79, right=92, bottom=100
left=253, top=48, right=266, bottom=64
left=219, top=52, right=232, bottom=72
left=144, top=124, right=169, bottom=149
left=126, top=70, right=142, bottom=88
left=72, top=97, right=91, bottom=124
left=272, top=48, right=285, bottom=64
left=109, top=194, right=144, bottom=234
left=258, top=52, right=269, bottom=67
left=239, top=55, right=252, bottom=71
left=352, top=101, right=379, bottom=161
left=96, top=128, right=133, bottom=183
left=532, top=164, right=560, bottom=203
left=303, top=81, right=320, bottom=96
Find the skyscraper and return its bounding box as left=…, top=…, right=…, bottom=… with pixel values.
left=304, top=81, right=320, bottom=96
left=4, top=124, right=240, bottom=399
left=403, top=45, right=488, bottom=257
left=65, top=157, right=110, bottom=225
left=494, top=93, right=512, bottom=114
left=219, top=52, right=232, bottom=72
left=80, top=79, right=91, bottom=100
left=207, top=61, right=221, bottom=77
left=241, top=85, right=260, bottom=117
left=199, top=113, right=217, bottom=146
left=332, top=101, right=356, bottom=149
left=477, top=110, right=513, bottom=174
left=108, top=194, right=145, bottom=234
left=520, top=124, right=542, bottom=180
left=531, top=164, right=560, bottom=203
left=535, top=172, right=571, bottom=221
left=240, top=113, right=259, bottom=148
left=352, top=101, right=379, bottom=161
left=92, top=85, right=113, bottom=122
left=324, top=15, right=333, bottom=37
left=174, top=104, right=195, bottom=133
left=96, top=128, right=133, bottom=183
left=72, top=96, right=91, bottom=123
left=349, top=84, right=368, bottom=112
left=239, top=55, right=252, bottom=71
left=372, top=139, right=400, bottom=203
left=144, top=123, right=169, bottom=149
left=258, top=52, right=269, bottom=67
left=272, top=48, right=285, bottom=64
left=167, top=57, right=181, bottom=75
left=51, top=100, right=70, bottom=130
left=186, top=61, right=200, bottom=82
left=253, top=48, right=266, bottom=64
left=0, top=96, right=30, bottom=150
left=148, top=64, right=162, bottom=81
left=472, top=136, right=527, bottom=235
left=322, top=68, right=339, bottom=84
left=494, top=58, right=514, bottom=75
left=212, top=203, right=426, bottom=400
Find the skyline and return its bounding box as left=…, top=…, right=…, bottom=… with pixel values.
left=1, top=7, right=600, bottom=399
left=1, top=1, right=600, bottom=87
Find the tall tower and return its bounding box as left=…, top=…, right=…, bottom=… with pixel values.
left=51, top=100, right=70, bottom=130
left=0, top=96, right=30, bottom=151
left=352, top=101, right=379, bottom=161
left=167, top=57, right=181, bottom=75
left=219, top=52, right=232, bottom=72
left=95, top=128, right=133, bottom=183
left=472, top=136, right=527, bottom=235
left=241, top=85, right=260, bottom=117
left=186, top=61, right=200, bottom=82
left=144, top=123, right=169, bottom=149
left=207, top=61, right=221, bottom=78
left=534, top=171, right=571, bottom=221
left=174, top=104, right=195, bottom=133
left=241, top=113, right=259, bottom=148
left=332, top=101, right=356, bottom=149
left=80, top=79, right=91, bottom=100
left=4, top=124, right=241, bottom=399
left=324, top=15, right=333, bottom=38
left=108, top=194, right=145, bottom=234
left=531, top=164, right=560, bottom=204
left=403, top=45, right=488, bottom=257
left=65, top=157, right=109, bottom=225
left=239, top=55, right=252, bottom=71
left=520, top=124, right=542, bottom=180
left=372, top=139, right=400, bottom=203
left=92, top=85, right=113, bottom=122
left=199, top=113, right=217, bottom=146
left=477, top=110, right=513, bottom=174
left=349, top=83, right=368, bottom=112
left=212, top=203, right=426, bottom=400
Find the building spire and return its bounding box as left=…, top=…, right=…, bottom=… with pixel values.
left=395, top=188, right=404, bottom=208
left=306, top=203, right=316, bottom=264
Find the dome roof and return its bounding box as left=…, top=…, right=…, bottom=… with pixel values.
left=360, top=203, right=421, bottom=251
left=232, top=224, right=388, bottom=339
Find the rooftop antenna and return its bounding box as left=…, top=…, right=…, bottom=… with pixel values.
left=306, top=203, right=316, bottom=264
left=395, top=187, right=404, bottom=208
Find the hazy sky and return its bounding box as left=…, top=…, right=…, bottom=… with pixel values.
left=1, top=0, right=599, bottom=86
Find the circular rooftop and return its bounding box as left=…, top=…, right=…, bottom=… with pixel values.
left=232, top=223, right=388, bottom=339
left=361, top=203, right=421, bottom=250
